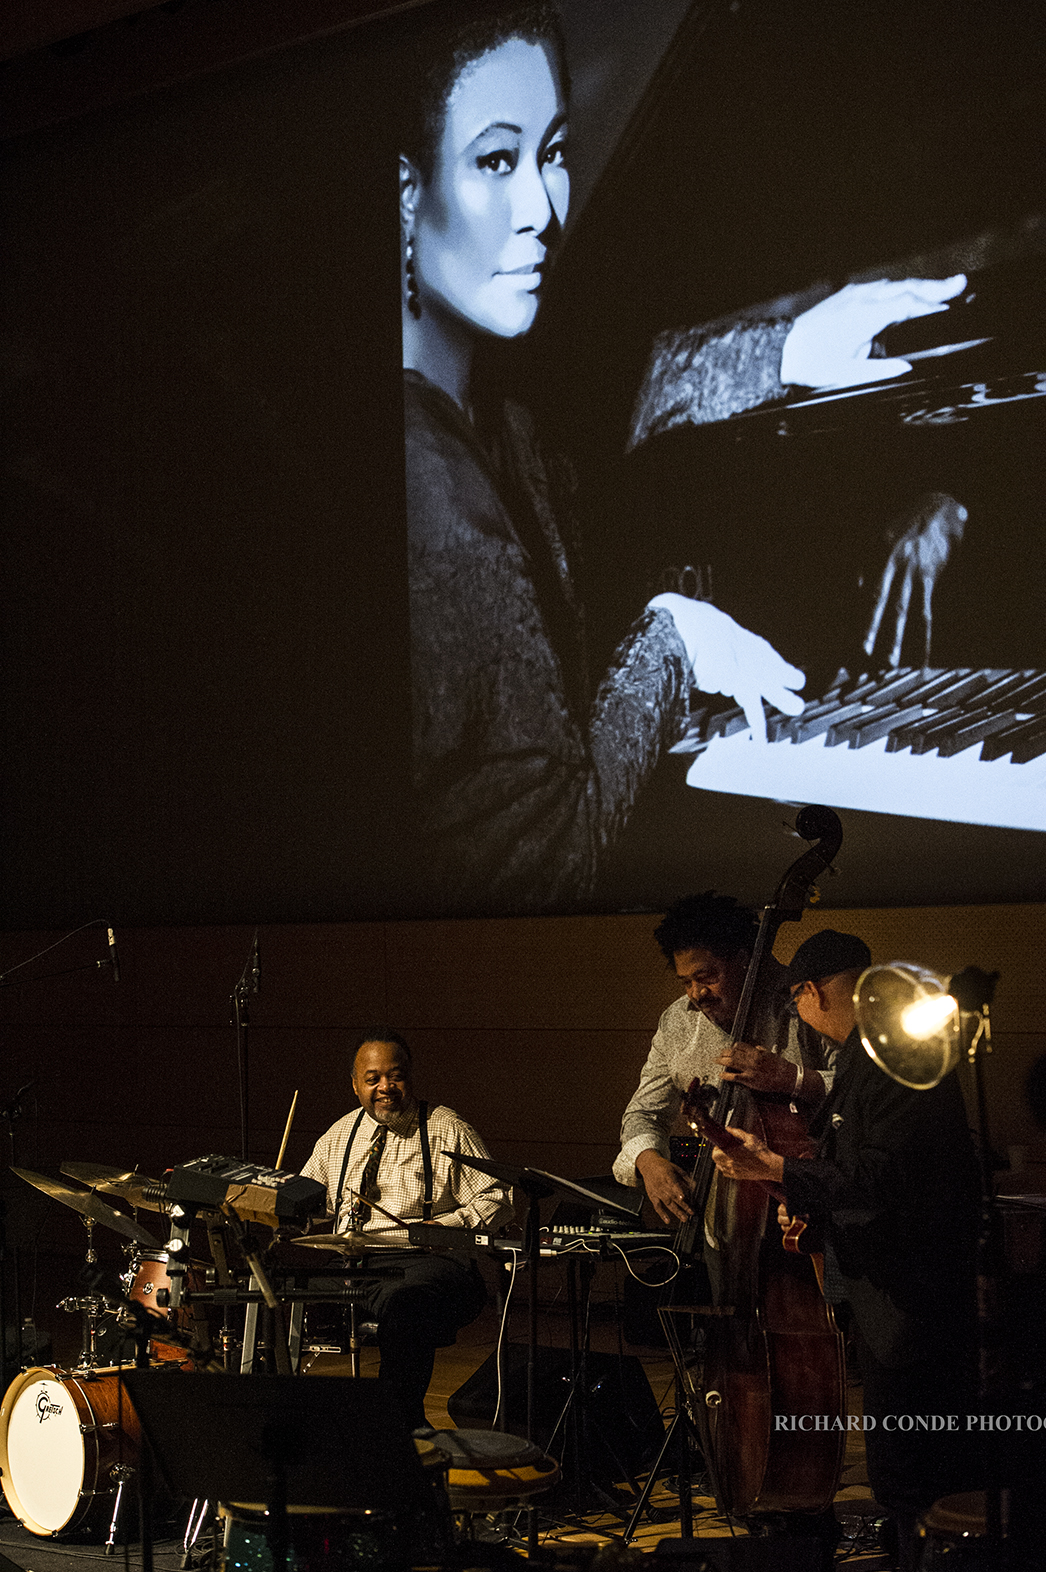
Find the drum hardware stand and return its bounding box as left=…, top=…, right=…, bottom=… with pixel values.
left=128, top=1302, right=156, bottom=1572
left=218, top=1205, right=291, bottom=1375
left=621, top=1302, right=715, bottom=1544
left=105, top=1462, right=135, bottom=1558
left=180, top=1497, right=215, bottom=1569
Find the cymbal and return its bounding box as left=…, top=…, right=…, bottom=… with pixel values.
left=61, top=1161, right=166, bottom=1213
left=13, top=1168, right=162, bottom=1249
left=290, top=1232, right=400, bottom=1254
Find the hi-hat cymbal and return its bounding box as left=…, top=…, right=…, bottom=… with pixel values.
left=290, top=1232, right=400, bottom=1254
left=13, top=1168, right=162, bottom=1249
left=60, top=1161, right=166, bottom=1213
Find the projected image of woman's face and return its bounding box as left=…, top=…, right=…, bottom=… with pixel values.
left=413, top=38, right=569, bottom=339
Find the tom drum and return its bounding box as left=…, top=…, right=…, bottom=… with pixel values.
left=126, top=1251, right=204, bottom=1361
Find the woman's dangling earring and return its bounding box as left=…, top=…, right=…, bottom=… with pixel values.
left=405, top=240, right=421, bottom=320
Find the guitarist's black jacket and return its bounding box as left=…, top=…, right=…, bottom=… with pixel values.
left=781, top=1027, right=979, bottom=1367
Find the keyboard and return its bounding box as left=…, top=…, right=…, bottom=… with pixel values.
left=406, top=1223, right=674, bottom=1257
left=671, top=666, right=1046, bottom=831
left=545, top=1228, right=676, bottom=1251
left=165, top=1155, right=326, bottom=1227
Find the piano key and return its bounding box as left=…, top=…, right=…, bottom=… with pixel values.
left=903, top=706, right=990, bottom=755
left=792, top=701, right=869, bottom=744
left=828, top=702, right=931, bottom=749
left=996, top=672, right=1046, bottom=711
left=843, top=668, right=924, bottom=706
left=767, top=686, right=846, bottom=742
left=981, top=716, right=1046, bottom=764
left=1011, top=727, right=1046, bottom=765
left=883, top=667, right=983, bottom=707
left=685, top=727, right=1046, bottom=831
left=707, top=706, right=750, bottom=740
left=898, top=668, right=1006, bottom=709
left=936, top=708, right=1022, bottom=758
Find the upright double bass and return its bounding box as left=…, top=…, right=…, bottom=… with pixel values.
left=663, top=805, right=847, bottom=1518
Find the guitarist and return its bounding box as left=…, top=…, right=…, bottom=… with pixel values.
left=710, top=929, right=979, bottom=1572
left=612, top=892, right=834, bottom=1227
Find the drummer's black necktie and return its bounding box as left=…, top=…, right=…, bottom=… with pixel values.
left=356, top=1123, right=388, bottom=1224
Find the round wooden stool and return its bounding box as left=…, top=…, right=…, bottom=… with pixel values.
left=429, top=1428, right=559, bottom=1513
left=917, top=1492, right=991, bottom=1569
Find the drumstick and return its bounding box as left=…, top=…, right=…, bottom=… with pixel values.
left=275, top=1090, right=299, bottom=1170
left=342, top=1182, right=410, bottom=1230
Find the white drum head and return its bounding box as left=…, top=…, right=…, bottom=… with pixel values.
left=1, top=1371, right=87, bottom=1534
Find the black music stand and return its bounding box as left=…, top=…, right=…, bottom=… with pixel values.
left=123, top=1371, right=439, bottom=1569
left=444, top=1155, right=638, bottom=1447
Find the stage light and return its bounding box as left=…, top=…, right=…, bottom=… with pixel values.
left=854, top=962, right=960, bottom=1089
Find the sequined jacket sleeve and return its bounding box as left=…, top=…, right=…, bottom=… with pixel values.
left=406, top=372, right=689, bottom=913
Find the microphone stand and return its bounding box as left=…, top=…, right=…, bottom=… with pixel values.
left=231, top=932, right=260, bottom=1162
left=950, top=967, right=1015, bottom=1566
left=0, top=924, right=116, bottom=1392
left=0, top=1085, right=35, bottom=1394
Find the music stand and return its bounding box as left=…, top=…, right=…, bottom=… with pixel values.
left=445, top=1156, right=638, bottom=1441
left=123, top=1371, right=437, bottom=1570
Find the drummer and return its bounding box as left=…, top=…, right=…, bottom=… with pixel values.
left=300, top=1027, right=512, bottom=1433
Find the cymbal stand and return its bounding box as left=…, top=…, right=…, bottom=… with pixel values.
left=57, top=1215, right=109, bottom=1368
left=221, top=1208, right=291, bottom=1375
left=206, top=1216, right=239, bottom=1371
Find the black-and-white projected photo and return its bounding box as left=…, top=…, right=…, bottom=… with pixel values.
left=2, top=0, right=1043, bottom=927
left=399, top=0, right=1045, bottom=914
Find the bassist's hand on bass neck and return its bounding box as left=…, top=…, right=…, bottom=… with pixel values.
left=716, top=1040, right=820, bottom=1100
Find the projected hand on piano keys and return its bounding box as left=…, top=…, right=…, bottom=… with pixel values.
left=648, top=592, right=805, bottom=745
left=863, top=492, right=968, bottom=669
left=780, top=274, right=967, bottom=390
left=671, top=664, right=1046, bottom=831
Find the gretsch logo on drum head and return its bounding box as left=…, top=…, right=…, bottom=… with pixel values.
left=35, top=1388, right=65, bottom=1423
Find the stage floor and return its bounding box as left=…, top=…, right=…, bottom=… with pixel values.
left=0, top=1304, right=892, bottom=1570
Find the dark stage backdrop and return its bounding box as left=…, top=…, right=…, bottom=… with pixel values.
left=2, top=0, right=1044, bottom=928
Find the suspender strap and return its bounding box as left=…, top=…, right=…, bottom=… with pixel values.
left=333, top=1108, right=368, bottom=1226
left=418, top=1100, right=433, bottom=1222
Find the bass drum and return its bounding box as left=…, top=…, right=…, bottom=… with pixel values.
left=0, top=1367, right=139, bottom=1538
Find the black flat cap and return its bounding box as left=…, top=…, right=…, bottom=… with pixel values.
left=786, top=929, right=871, bottom=989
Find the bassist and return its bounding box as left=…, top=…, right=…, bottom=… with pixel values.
left=613, top=891, right=835, bottom=1228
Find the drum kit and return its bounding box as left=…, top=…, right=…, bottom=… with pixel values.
left=0, top=1159, right=560, bottom=1566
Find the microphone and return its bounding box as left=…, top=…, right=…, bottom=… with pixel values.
left=107, top=926, right=120, bottom=983
left=0, top=1081, right=36, bottom=1120
left=250, top=930, right=260, bottom=996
